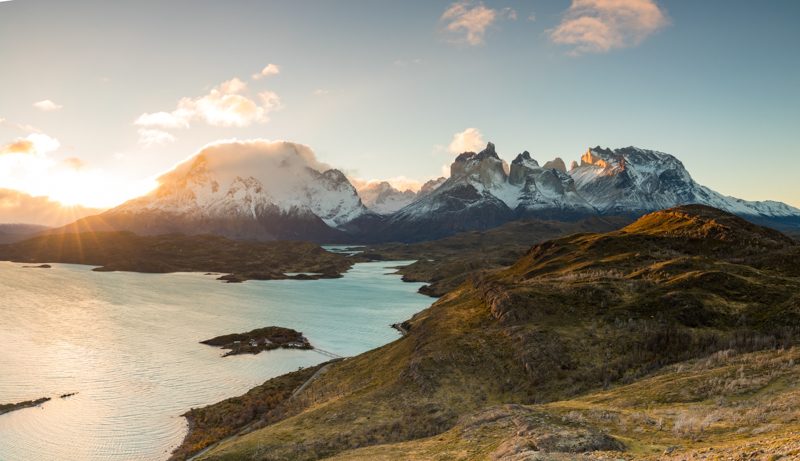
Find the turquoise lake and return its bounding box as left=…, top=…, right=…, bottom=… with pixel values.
left=0, top=259, right=431, bottom=461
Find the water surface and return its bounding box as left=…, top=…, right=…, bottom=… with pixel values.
left=0, top=260, right=430, bottom=461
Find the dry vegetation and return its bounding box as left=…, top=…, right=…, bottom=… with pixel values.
left=170, top=363, right=330, bottom=460
left=365, top=216, right=631, bottom=296
left=182, top=205, right=800, bottom=461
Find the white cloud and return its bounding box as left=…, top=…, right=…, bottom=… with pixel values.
left=137, top=129, right=176, bottom=148
left=550, top=0, right=668, bottom=55
left=313, top=89, right=330, bottom=96
left=440, top=1, right=516, bottom=46
left=134, top=78, right=281, bottom=136
left=0, top=133, right=60, bottom=156
left=134, top=111, right=190, bottom=129
left=448, top=127, right=486, bottom=154
left=218, top=77, right=248, bottom=94
left=32, top=99, right=63, bottom=112
left=258, top=91, right=283, bottom=112
left=252, top=63, right=280, bottom=80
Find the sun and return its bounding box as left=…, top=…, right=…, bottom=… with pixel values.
left=45, top=170, right=157, bottom=209
left=0, top=153, right=157, bottom=210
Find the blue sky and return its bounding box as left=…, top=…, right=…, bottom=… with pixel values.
left=0, top=0, right=798, bottom=208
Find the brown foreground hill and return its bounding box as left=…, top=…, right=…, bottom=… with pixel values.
left=178, top=205, right=800, bottom=460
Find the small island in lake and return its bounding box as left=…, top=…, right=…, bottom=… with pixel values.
left=201, top=326, right=312, bottom=357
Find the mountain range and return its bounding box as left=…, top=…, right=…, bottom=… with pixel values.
left=54, top=140, right=800, bottom=242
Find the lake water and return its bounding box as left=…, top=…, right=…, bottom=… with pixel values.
left=0, top=260, right=430, bottom=461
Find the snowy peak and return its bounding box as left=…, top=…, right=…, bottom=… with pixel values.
left=357, top=181, right=418, bottom=215
left=419, top=177, right=446, bottom=196
left=116, top=140, right=367, bottom=228
left=394, top=143, right=596, bottom=228
left=569, top=146, right=799, bottom=218
left=451, top=142, right=507, bottom=180
left=542, top=157, right=567, bottom=173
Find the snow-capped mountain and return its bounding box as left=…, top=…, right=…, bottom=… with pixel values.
left=65, top=140, right=370, bottom=241
left=383, top=143, right=595, bottom=240
left=571, top=146, right=800, bottom=217
left=509, top=151, right=595, bottom=215
left=55, top=140, right=800, bottom=243
left=356, top=181, right=418, bottom=215
left=382, top=143, right=800, bottom=241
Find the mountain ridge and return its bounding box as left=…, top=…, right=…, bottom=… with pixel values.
left=48, top=140, right=800, bottom=243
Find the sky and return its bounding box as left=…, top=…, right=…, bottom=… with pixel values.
left=1, top=0, right=799, bottom=214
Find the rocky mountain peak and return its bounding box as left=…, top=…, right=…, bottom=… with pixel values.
left=511, top=151, right=538, bottom=166
left=320, top=168, right=350, bottom=184
left=481, top=142, right=498, bottom=157
left=542, top=157, right=567, bottom=173
left=357, top=181, right=417, bottom=215
left=451, top=142, right=507, bottom=180
left=580, top=148, right=613, bottom=169
left=419, top=177, right=446, bottom=196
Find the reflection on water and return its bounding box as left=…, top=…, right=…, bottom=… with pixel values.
left=0, top=260, right=429, bottom=461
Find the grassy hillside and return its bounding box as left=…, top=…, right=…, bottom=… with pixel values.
left=190, top=205, right=800, bottom=460
left=328, top=347, right=800, bottom=460
left=0, top=231, right=353, bottom=281
left=365, top=216, right=632, bottom=296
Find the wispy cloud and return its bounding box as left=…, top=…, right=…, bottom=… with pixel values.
left=137, top=129, right=176, bottom=148
left=252, top=63, right=280, bottom=80
left=393, top=58, right=423, bottom=67
left=440, top=1, right=516, bottom=46
left=33, top=99, right=63, bottom=112
left=550, top=0, right=668, bottom=55
left=134, top=77, right=282, bottom=143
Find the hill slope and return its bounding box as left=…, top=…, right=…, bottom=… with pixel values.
left=184, top=205, right=800, bottom=460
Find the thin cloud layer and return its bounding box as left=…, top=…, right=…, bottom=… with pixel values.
left=134, top=78, right=283, bottom=146
left=440, top=1, right=516, bottom=46
left=32, top=99, right=63, bottom=112
left=137, top=129, right=176, bottom=147
left=550, top=0, right=668, bottom=55
left=448, top=127, right=486, bottom=154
